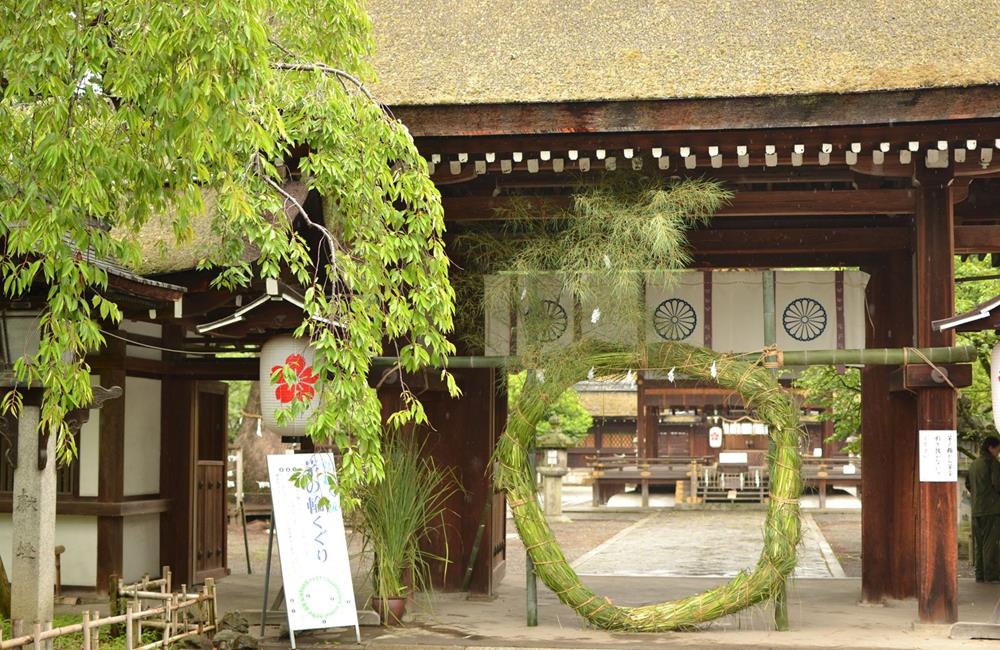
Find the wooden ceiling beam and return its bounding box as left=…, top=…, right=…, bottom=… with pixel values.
left=441, top=189, right=916, bottom=220
left=395, top=86, right=1000, bottom=138
left=955, top=225, right=1000, bottom=253
left=687, top=226, right=911, bottom=255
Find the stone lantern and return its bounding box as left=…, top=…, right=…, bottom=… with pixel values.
left=536, top=415, right=571, bottom=521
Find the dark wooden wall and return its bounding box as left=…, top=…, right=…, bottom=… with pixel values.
left=378, top=367, right=506, bottom=595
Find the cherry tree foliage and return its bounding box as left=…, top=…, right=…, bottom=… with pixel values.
left=0, top=1, right=456, bottom=492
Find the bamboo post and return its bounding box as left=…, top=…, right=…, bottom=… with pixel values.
left=108, top=574, right=121, bottom=638
left=180, top=585, right=187, bottom=635
left=125, top=603, right=134, bottom=650
left=205, top=577, right=217, bottom=632
left=92, top=610, right=100, bottom=650
left=762, top=270, right=790, bottom=632
left=461, top=498, right=492, bottom=591
left=82, top=611, right=91, bottom=650
left=32, top=622, right=41, bottom=650
left=163, top=594, right=174, bottom=649
left=526, top=373, right=539, bottom=627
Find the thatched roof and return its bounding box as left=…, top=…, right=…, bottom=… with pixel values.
left=575, top=385, right=637, bottom=418
left=368, top=1, right=1000, bottom=106
left=120, top=181, right=309, bottom=275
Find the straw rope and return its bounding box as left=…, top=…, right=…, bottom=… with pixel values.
left=495, top=339, right=804, bottom=631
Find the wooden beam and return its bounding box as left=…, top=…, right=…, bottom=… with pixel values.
left=0, top=497, right=171, bottom=517
left=175, top=358, right=258, bottom=380
left=889, top=364, right=973, bottom=392
left=106, top=275, right=184, bottom=303
left=687, top=227, right=911, bottom=255
left=955, top=225, right=1000, bottom=253
left=441, top=189, right=915, bottom=220
left=394, top=86, right=1000, bottom=138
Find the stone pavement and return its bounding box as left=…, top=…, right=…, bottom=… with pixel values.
left=571, top=511, right=845, bottom=578
left=253, top=578, right=1000, bottom=649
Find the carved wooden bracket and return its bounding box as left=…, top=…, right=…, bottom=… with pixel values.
left=31, top=385, right=124, bottom=471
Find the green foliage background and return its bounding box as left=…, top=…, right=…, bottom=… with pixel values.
left=0, top=1, right=456, bottom=491
left=794, top=257, right=1000, bottom=455
left=506, top=372, right=592, bottom=446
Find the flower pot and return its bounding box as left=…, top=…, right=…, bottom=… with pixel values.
left=371, top=596, right=407, bottom=626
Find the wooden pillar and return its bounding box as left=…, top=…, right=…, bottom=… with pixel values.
left=159, top=325, right=196, bottom=585
left=914, top=167, right=958, bottom=624
left=96, top=333, right=126, bottom=594
left=861, top=253, right=917, bottom=602
left=636, top=376, right=647, bottom=459
left=644, top=406, right=659, bottom=459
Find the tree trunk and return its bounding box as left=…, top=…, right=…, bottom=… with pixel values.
left=232, top=382, right=285, bottom=491
left=0, top=552, right=10, bottom=617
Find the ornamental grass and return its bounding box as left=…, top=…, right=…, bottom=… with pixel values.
left=495, top=339, right=803, bottom=631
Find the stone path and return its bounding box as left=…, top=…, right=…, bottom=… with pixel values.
left=571, top=510, right=845, bottom=578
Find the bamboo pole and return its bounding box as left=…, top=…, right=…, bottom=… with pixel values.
left=81, top=612, right=90, bottom=650
left=763, top=271, right=789, bottom=633
left=125, top=604, right=134, bottom=650
left=371, top=345, right=976, bottom=369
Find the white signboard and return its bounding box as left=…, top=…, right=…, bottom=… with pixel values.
left=718, top=451, right=748, bottom=465
left=267, top=453, right=359, bottom=642
left=918, top=430, right=958, bottom=482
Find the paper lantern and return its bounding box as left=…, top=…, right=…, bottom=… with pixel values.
left=992, top=341, right=1000, bottom=433
left=260, top=335, right=320, bottom=437
left=708, top=426, right=723, bottom=448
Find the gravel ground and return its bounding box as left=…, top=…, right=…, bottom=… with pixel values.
left=503, top=513, right=645, bottom=581
left=811, top=513, right=862, bottom=577
left=812, top=512, right=976, bottom=579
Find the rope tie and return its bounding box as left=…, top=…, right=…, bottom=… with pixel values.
left=904, top=347, right=961, bottom=395
left=761, top=345, right=784, bottom=369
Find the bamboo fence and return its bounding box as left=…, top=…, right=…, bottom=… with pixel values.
left=1, top=567, right=218, bottom=649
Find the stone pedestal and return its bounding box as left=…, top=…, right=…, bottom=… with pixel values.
left=537, top=448, right=569, bottom=521
left=10, top=406, right=56, bottom=625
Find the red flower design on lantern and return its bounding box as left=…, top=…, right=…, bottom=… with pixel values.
left=271, top=353, right=319, bottom=404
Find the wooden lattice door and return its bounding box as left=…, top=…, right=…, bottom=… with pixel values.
left=194, top=382, right=229, bottom=582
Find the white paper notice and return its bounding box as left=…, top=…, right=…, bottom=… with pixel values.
left=267, top=453, right=359, bottom=636
left=918, top=430, right=958, bottom=482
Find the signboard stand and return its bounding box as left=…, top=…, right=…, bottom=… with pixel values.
left=259, top=453, right=361, bottom=647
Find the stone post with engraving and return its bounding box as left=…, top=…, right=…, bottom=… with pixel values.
left=10, top=405, right=56, bottom=626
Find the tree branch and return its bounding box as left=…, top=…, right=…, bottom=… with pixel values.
left=267, top=37, right=395, bottom=119
left=270, top=63, right=376, bottom=105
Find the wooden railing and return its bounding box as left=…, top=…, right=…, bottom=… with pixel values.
left=587, top=454, right=862, bottom=508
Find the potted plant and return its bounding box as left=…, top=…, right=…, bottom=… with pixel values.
left=356, top=431, right=456, bottom=625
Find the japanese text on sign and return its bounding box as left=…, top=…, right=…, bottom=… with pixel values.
left=267, top=453, right=359, bottom=634
left=918, top=429, right=958, bottom=482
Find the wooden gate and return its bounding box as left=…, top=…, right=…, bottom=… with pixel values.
left=195, top=461, right=226, bottom=580
left=194, top=383, right=228, bottom=582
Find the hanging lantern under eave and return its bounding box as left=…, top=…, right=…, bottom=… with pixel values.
left=259, top=335, right=320, bottom=437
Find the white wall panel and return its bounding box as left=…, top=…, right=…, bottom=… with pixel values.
left=124, top=377, right=161, bottom=496
left=122, top=514, right=160, bottom=582
left=0, top=515, right=97, bottom=587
